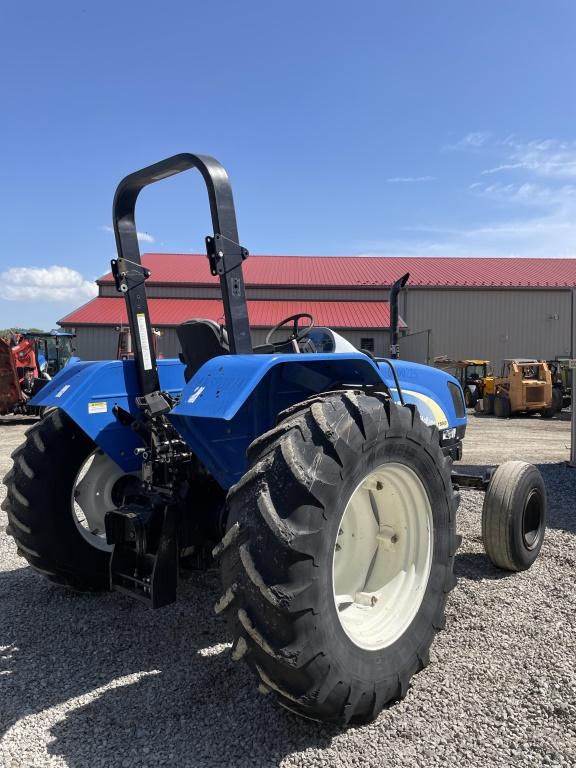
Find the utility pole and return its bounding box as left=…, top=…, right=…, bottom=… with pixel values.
left=570, top=288, right=576, bottom=467
left=570, top=359, right=576, bottom=467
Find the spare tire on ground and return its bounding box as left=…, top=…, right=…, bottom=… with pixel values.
left=482, top=461, right=546, bottom=572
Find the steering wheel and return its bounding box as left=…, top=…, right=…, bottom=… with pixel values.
left=265, top=313, right=315, bottom=349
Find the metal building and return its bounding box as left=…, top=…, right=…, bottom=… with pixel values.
left=59, top=254, right=576, bottom=367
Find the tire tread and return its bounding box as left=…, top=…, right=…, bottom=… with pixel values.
left=218, top=390, right=459, bottom=725
left=3, top=409, right=110, bottom=591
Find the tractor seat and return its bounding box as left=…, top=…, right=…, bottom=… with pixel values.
left=177, top=319, right=229, bottom=382
left=177, top=318, right=300, bottom=382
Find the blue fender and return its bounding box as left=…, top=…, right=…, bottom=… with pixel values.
left=30, top=352, right=380, bottom=484
left=30, top=359, right=186, bottom=471
left=168, top=352, right=383, bottom=488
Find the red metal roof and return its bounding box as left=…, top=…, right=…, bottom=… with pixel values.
left=59, top=297, right=403, bottom=329
left=98, top=254, right=576, bottom=288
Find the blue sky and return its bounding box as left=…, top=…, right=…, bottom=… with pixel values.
left=0, top=0, right=575, bottom=329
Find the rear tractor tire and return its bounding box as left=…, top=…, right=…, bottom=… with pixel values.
left=494, top=395, right=511, bottom=418
left=1, top=409, right=133, bottom=591
left=216, top=391, right=459, bottom=725
left=464, top=388, right=477, bottom=409
left=482, top=461, right=546, bottom=572
left=483, top=394, right=495, bottom=415
left=551, top=388, right=563, bottom=414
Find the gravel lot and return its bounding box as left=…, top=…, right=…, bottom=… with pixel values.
left=0, top=411, right=575, bottom=768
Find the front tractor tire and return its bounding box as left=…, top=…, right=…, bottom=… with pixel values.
left=2, top=409, right=118, bottom=591
left=217, top=391, right=459, bottom=725
left=482, top=461, right=546, bottom=572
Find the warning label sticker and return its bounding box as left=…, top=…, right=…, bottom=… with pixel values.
left=137, top=313, right=153, bottom=371
left=187, top=386, right=205, bottom=404
left=88, top=401, right=108, bottom=414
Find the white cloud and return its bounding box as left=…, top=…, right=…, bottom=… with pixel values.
left=481, top=163, right=525, bottom=175
left=357, top=202, right=576, bottom=258
left=443, top=131, right=491, bottom=151
left=101, top=225, right=155, bottom=243
left=465, top=132, right=490, bottom=147
left=473, top=181, right=576, bottom=207
left=0, top=266, right=98, bottom=302
left=358, top=177, right=576, bottom=259
left=361, top=133, right=576, bottom=258
left=386, top=176, right=436, bottom=183
left=481, top=139, right=576, bottom=179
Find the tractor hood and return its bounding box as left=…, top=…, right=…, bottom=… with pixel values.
left=378, top=359, right=467, bottom=432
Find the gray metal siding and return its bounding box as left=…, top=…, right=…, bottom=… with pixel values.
left=71, top=327, right=119, bottom=360
left=71, top=327, right=188, bottom=360
left=245, top=288, right=389, bottom=301
left=404, top=289, right=572, bottom=365
left=99, top=285, right=220, bottom=299
left=99, top=284, right=389, bottom=302
left=68, top=325, right=388, bottom=360
left=572, top=288, right=576, bottom=358
left=252, top=329, right=388, bottom=355
left=67, top=286, right=573, bottom=367
left=336, top=330, right=389, bottom=357
left=397, top=330, right=432, bottom=364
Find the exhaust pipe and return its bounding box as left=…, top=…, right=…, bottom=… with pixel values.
left=389, top=272, right=409, bottom=359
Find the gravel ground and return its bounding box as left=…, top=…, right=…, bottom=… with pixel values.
left=0, top=412, right=575, bottom=768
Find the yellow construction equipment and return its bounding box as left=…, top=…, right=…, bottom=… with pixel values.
left=486, top=359, right=555, bottom=418
left=433, top=358, right=491, bottom=409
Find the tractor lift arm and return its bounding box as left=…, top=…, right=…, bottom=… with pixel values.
left=111, top=153, right=253, bottom=397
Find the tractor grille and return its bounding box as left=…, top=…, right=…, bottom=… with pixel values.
left=525, top=386, right=544, bottom=404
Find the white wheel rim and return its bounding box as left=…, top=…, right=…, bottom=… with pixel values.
left=332, top=462, right=433, bottom=651
left=72, top=450, right=136, bottom=552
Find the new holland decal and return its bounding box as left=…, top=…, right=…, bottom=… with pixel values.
left=398, top=389, right=449, bottom=430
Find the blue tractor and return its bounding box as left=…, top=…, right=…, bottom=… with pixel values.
left=2, top=155, right=546, bottom=725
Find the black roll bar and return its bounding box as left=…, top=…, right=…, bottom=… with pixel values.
left=111, top=153, right=253, bottom=396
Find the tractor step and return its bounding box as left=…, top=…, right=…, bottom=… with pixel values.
left=105, top=502, right=178, bottom=609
